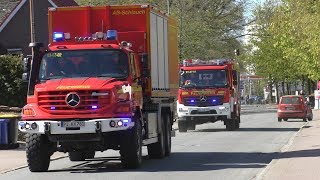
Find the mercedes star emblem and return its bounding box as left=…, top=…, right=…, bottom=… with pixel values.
left=200, top=96, right=207, bottom=102
left=65, top=93, right=80, bottom=107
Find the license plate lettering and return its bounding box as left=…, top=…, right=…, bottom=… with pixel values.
left=61, top=121, right=85, bottom=127
left=198, top=108, right=208, bottom=112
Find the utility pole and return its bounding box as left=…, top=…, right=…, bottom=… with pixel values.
left=166, top=0, right=170, bottom=15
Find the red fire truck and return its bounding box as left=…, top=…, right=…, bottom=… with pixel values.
left=177, top=59, right=240, bottom=132
left=19, top=5, right=178, bottom=172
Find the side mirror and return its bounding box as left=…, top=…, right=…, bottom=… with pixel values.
left=141, top=53, right=150, bottom=77
left=232, top=70, right=238, bottom=86
left=22, top=55, right=32, bottom=82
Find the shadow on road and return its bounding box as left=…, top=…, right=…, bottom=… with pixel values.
left=48, top=152, right=275, bottom=173
left=47, top=148, right=320, bottom=173
left=195, top=127, right=300, bottom=132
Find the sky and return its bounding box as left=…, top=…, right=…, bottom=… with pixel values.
left=245, top=0, right=266, bottom=18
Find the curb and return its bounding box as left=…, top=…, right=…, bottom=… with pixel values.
left=254, top=121, right=308, bottom=180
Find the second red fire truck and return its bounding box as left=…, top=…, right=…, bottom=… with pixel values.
left=177, top=59, right=241, bottom=132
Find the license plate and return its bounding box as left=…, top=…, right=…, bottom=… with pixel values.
left=198, top=108, right=209, bottom=112
left=286, top=107, right=294, bottom=110
left=61, top=121, right=85, bottom=127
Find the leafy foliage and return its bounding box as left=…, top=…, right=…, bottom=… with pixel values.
left=245, top=0, right=320, bottom=83
left=0, top=55, right=26, bottom=107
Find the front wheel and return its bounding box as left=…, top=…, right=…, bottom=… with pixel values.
left=308, top=113, right=313, bottom=121
left=226, top=119, right=236, bottom=131
left=26, top=134, right=51, bottom=172
left=178, top=121, right=187, bottom=132
left=120, top=119, right=142, bottom=169
left=278, top=118, right=282, bottom=122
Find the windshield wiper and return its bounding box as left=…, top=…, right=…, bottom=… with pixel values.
left=41, top=76, right=65, bottom=80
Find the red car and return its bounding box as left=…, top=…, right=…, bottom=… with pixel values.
left=277, top=95, right=313, bottom=122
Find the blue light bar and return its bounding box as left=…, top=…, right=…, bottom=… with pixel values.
left=190, top=99, right=195, bottom=103
left=53, top=32, right=64, bottom=42
left=212, top=99, right=217, bottom=102
left=123, top=119, right=129, bottom=123
left=92, top=105, right=98, bottom=109
left=50, top=107, right=56, bottom=110
left=106, top=30, right=118, bottom=40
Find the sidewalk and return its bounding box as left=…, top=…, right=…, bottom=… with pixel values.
left=0, top=143, right=66, bottom=174
left=259, top=109, right=320, bottom=180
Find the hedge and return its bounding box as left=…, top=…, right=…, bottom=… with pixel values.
left=0, top=55, right=27, bottom=107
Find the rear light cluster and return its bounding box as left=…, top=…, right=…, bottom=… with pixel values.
left=37, top=90, right=110, bottom=114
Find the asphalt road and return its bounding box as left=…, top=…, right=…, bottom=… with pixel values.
left=0, top=112, right=306, bottom=180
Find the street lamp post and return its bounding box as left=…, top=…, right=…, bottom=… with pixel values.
left=29, top=0, right=35, bottom=43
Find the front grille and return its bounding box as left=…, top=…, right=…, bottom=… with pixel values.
left=38, top=90, right=110, bottom=114
left=183, top=96, right=224, bottom=107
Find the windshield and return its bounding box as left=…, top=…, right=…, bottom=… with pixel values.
left=179, top=69, right=228, bottom=88
left=39, top=50, right=129, bottom=80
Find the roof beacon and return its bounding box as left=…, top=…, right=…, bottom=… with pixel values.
left=106, top=30, right=118, bottom=40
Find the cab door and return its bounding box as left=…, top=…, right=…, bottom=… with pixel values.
left=129, top=53, right=143, bottom=108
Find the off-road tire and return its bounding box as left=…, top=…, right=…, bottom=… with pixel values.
left=226, top=119, right=236, bottom=131
left=148, top=114, right=166, bottom=159
left=187, top=123, right=196, bottom=130
left=235, top=117, right=240, bottom=129
left=178, top=121, right=187, bottom=132
left=164, top=113, right=172, bottom=156
left=120, top=119, right=142, bottom=169
left=278, top=118, right=282, bottom=122
left=69, top=151, right=95, bottom=161
left=26, top=133, right=51, bottom=172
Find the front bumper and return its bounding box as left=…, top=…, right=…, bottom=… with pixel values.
left=177, top=102, right=232, bottom=119
left=18, top=118, right=134, bottom=134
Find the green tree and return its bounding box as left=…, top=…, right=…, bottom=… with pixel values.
left=0, top=55, right=26, bottom=107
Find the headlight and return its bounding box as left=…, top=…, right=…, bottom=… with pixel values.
left=219, top=106, right=226, bottom=110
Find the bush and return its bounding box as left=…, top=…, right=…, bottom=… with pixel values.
left=0, top=55, right=27, bottom=107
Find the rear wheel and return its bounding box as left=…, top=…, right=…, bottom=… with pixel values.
left=120, top=119, right=142, bottom=169
left=278, top=118, right=282, bottom=122
left=164, top=113, right=172, bottom=156
left=178, top=121, right=187, bottom=132
left=303, top=118, right=307, bottom=122
left=148, top=114, right=166, bottom=159
left=26, top=134, right=51, bottom=172
left=284, top=118, right=288, bottom=121
left=308, top=113, right=313, bottom=121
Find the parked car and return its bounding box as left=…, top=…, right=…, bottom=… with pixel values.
left=277, top=95, right=313, bottom=122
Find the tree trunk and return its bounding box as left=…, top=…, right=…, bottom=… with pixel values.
left=275, top=82, right=279, bottom=104
left=281, top=81, right=285, bottom=96
left=286, top=82, right=290, bottom=95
